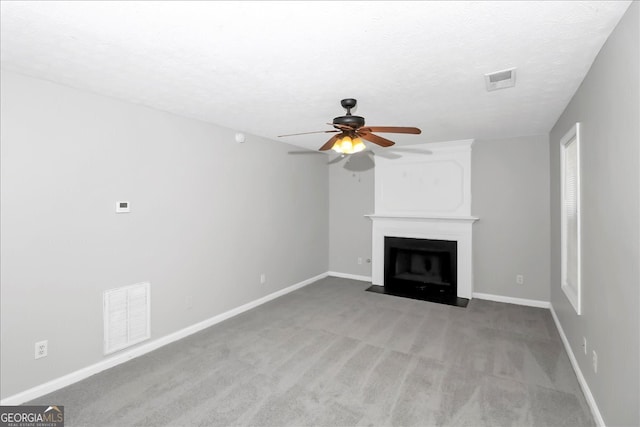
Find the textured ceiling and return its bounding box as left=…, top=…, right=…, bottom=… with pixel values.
left=0, top=1, right=632, bottom=150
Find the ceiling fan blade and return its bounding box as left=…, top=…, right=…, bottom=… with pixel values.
left=319, top=133, right=341, bottom=151
left=278, top=129, right=339, bottom=137
left=357, top=131, right=395, bottom=148
left=359, top=126, right=421, bottom=134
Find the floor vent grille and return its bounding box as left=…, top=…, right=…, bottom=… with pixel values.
left=103, top=282, right=150, bottom=354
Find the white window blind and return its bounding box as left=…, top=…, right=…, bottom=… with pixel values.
left=560, top=124, right=581, bottom=314
left=565, top=139, right=578, bottom=288
left=104, top=282, right=150, bottom=354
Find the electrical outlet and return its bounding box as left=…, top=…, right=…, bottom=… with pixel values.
left=516, top=275, right=524, bottom=285
left=186, top=296, right=193, bottom=310
left=582, top=337, right=587, bottom=355
left=35, top=340, right=48, bottom=359
left=260, top=273, right=266, bottom=284
left=357, top=257, right=363, bottom=265
left=592, top=350, right=598, bottom=373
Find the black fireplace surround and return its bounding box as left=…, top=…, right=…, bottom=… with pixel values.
left=366, top=236, right=468, bottom=307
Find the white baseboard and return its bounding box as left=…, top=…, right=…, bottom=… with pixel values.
left=549, top=304, right=605, bottom=427
left=327, top=271, right=372, bottom=282
left=0, top=272, right=328, bottom=406
left=472, top=292, right=551, bottom=308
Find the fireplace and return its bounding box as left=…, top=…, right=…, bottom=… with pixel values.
left=369, top=236, right=466, bottom=306
left=384, top=237, right=457, bottom=296
left=365, top=139, right=477, bottom=307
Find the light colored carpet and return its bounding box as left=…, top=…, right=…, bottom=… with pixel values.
left=30, top=277, right=594, bottom=426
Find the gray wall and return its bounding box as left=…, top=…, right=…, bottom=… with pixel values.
left=0, top=71, right=329, bottom=399
left=328, top=157, right=374, bottom=277
left=472, top=135, right=551, bottom=302
left=549, top=3, right=639, bottom=426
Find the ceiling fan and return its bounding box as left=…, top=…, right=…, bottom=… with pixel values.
left=278, top=98, right=422, bottom=153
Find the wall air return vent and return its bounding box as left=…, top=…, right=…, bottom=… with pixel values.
left=485, top=68, right=516, bottom=91
left=103, top=282, right=150, bottom=354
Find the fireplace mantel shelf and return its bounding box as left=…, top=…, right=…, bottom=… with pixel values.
left=365, top=214, right=479, bottom=223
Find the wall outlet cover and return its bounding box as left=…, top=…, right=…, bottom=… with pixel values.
left=35, top=340, right=48, bottom=359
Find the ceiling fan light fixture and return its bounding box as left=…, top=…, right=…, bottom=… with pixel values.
left=331, top=134, right=367, bottom=154
left=340, top=136, right=353, bottom=152
left=353, top=137, right=365, bottom=153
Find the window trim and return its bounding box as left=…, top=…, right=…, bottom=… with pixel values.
left=560, top=122, right=582, bottom=315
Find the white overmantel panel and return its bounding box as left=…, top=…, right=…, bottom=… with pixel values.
left=375, top=139, right=473, bottom=217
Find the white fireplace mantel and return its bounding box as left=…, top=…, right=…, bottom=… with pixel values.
left=369, top=140, right=478, bottom=300
left=367, top=215, right=477, bottom=299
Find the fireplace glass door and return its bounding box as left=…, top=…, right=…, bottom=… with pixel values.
left=384, top=237, right=457, bottom=298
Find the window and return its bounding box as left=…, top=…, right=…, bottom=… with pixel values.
left=560, top=123, right=581, bottom=314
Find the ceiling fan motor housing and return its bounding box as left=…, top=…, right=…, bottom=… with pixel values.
left=333, top=115, right=365, bottom=129
left=333, top=98, right=365, bottom=129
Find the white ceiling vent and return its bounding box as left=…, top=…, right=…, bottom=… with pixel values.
left=485, top=68, right=516, bottom=91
